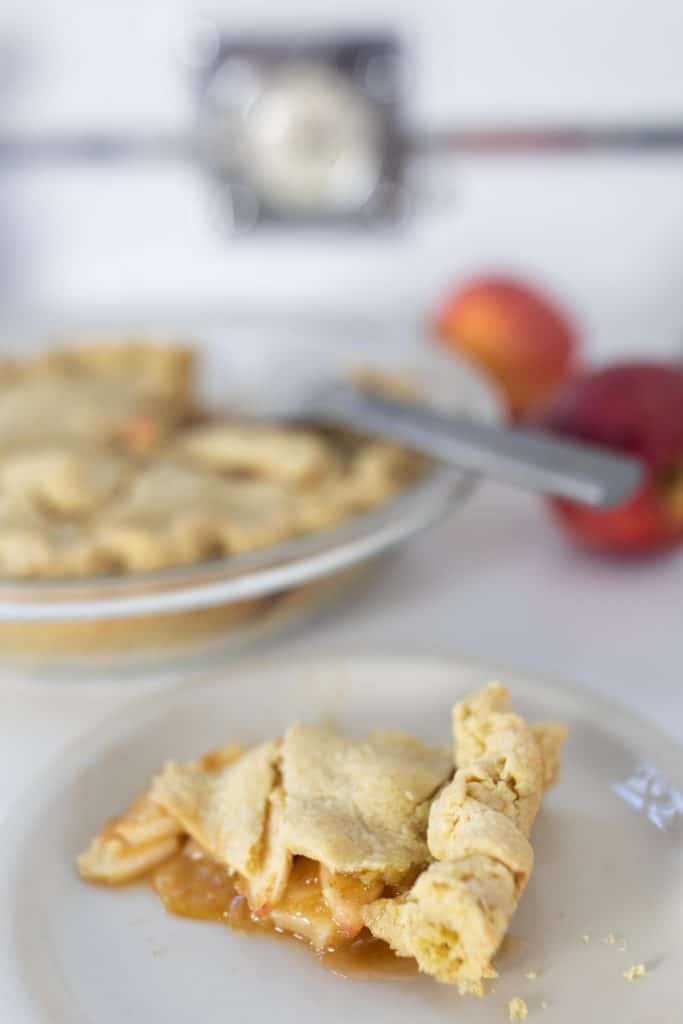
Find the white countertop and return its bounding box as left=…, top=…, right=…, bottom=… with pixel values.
left=1, top=482, right=681, bottom=824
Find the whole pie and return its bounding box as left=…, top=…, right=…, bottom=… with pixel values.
left=0, top=341, right=424, bottom=577
left=78, top=683, right=566, bottom=993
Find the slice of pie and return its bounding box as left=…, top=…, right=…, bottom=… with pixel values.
left=77, top=684, right=565, bottom=990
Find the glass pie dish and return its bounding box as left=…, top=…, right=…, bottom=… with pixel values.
left=0, top=309, right=499, bottom=676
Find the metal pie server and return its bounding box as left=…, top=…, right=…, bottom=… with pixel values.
left=300, top=381, right=642, bottom=508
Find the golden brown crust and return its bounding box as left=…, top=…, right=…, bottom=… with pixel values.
left=0, top=443, right=128, bottom=516
left=0, top=341, right=194, bottom=451
left=34, top=340, right=194, bottom=403
left=77, top=725, right=452, bottom=894
left=175, top=423, right=333, bottom=485
left=0, top=341, right=423, bottom=578
left=77, top=683, right=565, bottom=987
left=77, top=793, right=184, bottom=884
left=452, top=682, right=544, bottom=834
left=280, top=724, right=452, bottom=883
left=150, top=741, right=278, bottom=878
left=363, top=855, right=514, bottom=988
left=362, top=683, right=566, bottom=987
left=532, top=721, right=568, bottom=789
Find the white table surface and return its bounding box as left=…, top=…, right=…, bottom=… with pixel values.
left=1, top=482, right=681, bottom=825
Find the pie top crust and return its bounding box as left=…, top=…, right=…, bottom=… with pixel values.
left=0, top=341, right=424, bottom=578
left=152, top=740, right=281, bottom=879
left=0, top=341, right=193, bottom=450
left=279, top=724, right=452, bottom=882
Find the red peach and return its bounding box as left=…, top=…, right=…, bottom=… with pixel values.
left=433, top=276, right=578, bottom=419
left=542, top=362, right=683, bottom=554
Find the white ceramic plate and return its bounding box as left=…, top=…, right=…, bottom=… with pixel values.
left=1, top=655, right=681, bottom=1023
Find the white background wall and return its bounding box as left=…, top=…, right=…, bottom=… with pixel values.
left=1, top=0, right=682, bottom=359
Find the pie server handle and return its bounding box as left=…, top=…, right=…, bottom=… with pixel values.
left=310, top=386, right=643, bottom=509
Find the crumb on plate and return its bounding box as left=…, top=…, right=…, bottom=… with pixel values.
left=580, top=932, right=590, bottom=943
left=524, top=970, right=537, bottom=980
left=605, top=932, right=616, bottom=945
left=509, top=996, right=528, bottom=1021
left=623, top=963, right=646, bottom=982
left=458, top=979, right=485, bottom=997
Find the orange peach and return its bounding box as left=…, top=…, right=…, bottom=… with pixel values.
left=432, top=276, right=578, bottom=419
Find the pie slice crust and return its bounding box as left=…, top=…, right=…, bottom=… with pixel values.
left=363, top=683, right=566, bottom=990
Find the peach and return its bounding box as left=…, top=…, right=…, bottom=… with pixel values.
left=542, top=362, right=683, bottom=554
left=432, top=276, right=577, bottom=419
